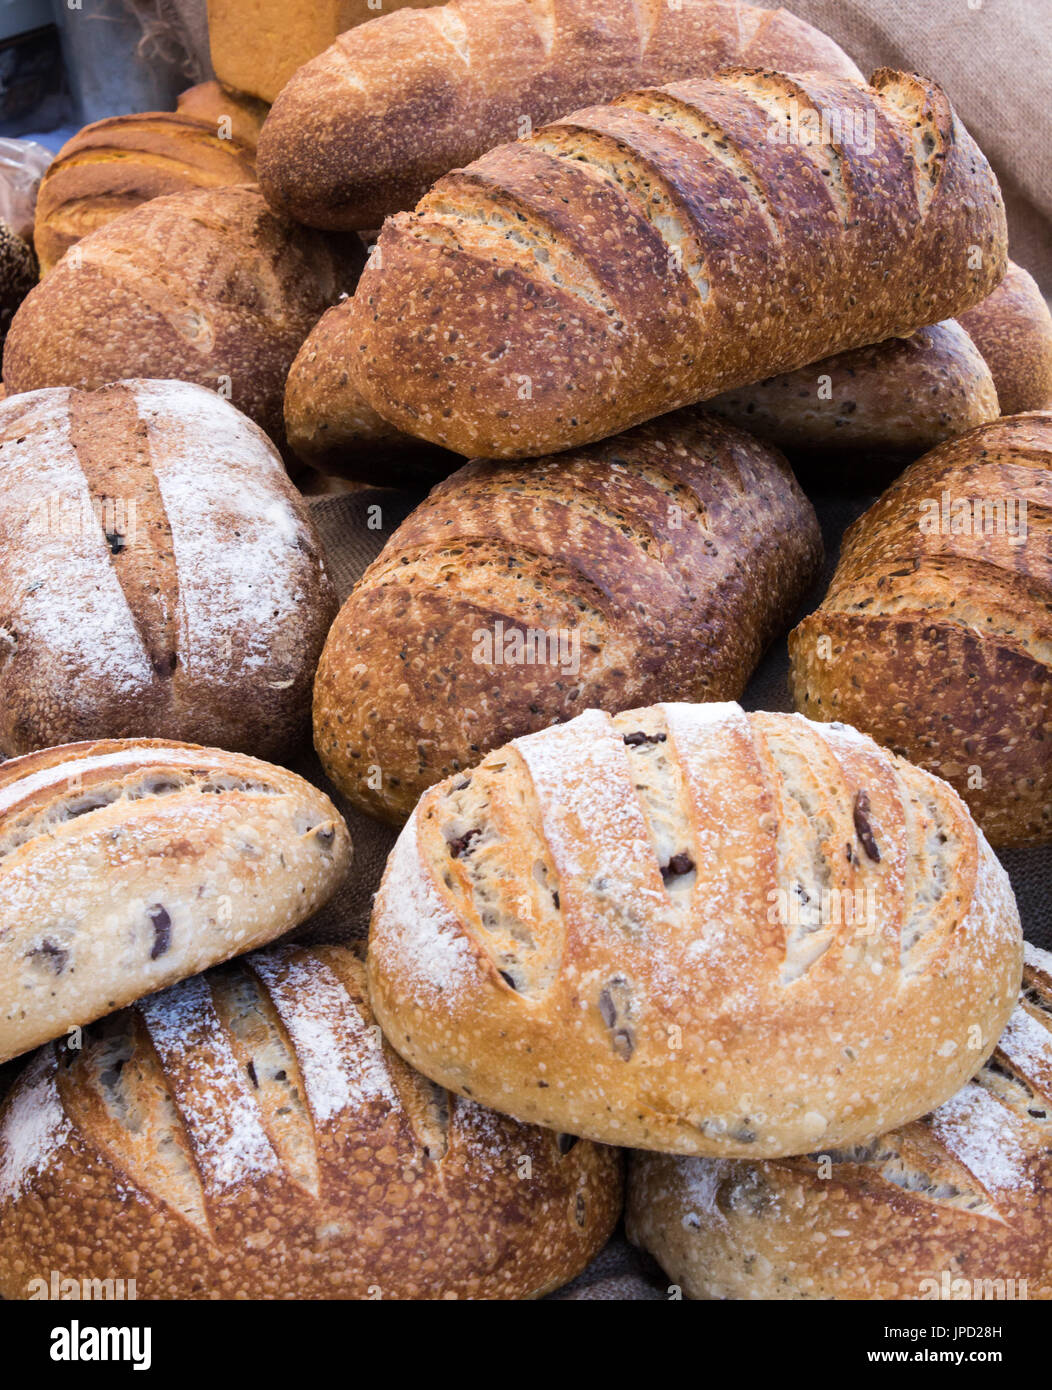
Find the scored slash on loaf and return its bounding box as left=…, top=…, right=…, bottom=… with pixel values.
left=367, top=702, right=1023, bottom=1158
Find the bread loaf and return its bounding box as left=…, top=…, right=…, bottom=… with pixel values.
left=789, top=413, right=1052, bottom=848
left=317, top=67, right=1007, bottom=459
left=313, top=411, right=822, bottom=823
left=0, top=740, right=351, bottom=1065
left=627, top=942, right=1052, bottom=1300
left=176, top=80, right=270, bottom=150
left=368, top=702, right=1022, bottom=1157
left=257, top=0, right=863, bottom=230
left=0, top=942, right=621, bottom=1298
left=958, top=259, right=1052, bottom=415
left=0, top=380, right=337, bottom=759
left=4, top=186, right=365, bottom=450
left=0, top=219, right=35, bottom=350
left=33, top=113, right=258, bottom=275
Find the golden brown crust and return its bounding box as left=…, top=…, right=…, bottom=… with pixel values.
left=789, top=412, right=1052, bottom=847
left=367, top=703, right=1022, bottom=1157
left=4, top=187, right=366, bottom=450
left=958, top=260, right=1052, bottom=416
left=627, top=944, right=1052, bottom=1300
left=0, top=942, right=621, bottom=1299
left=313, top=411, right=822, bottom=822
left=175, top=80, right=270, bottom=150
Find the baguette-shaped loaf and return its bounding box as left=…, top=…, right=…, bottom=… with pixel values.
left=314, top=411, right=822, bottom=822
left=258, top=0, right=863, bottom=229
left=627, top=943, right=1052, bottom=1300
left=0, top=381, right=337, bottom=759
left=368, top=703, right=1022, bottom=1157
left=33, top=113, right=258, bottom=275
left=0, top=942, right=620, bottom=1298
left=958, top=260, right=1052, bottom=415
left=0, top=740, right=351, bottom=1064
left=330, top=67, right=1007, bottom=459
left=789, top=413, right=1052, bottom=847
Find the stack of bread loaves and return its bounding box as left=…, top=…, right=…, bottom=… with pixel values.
left=0, top=0, right=1047, bottom=1303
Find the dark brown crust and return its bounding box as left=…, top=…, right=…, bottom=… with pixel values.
left=313, top=409, right=822, bottom=822
left=958, top=260, right=1052, bottom=416
left=789, top=412, right=1052, bottom=847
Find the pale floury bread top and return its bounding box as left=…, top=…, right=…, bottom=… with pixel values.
left=367, top=702, right=1022, bottom=1158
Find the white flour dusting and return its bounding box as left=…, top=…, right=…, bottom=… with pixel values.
left=929, top=1082, right=1031, bottom=1194
left=0, top=1050, right=73, bottom=1201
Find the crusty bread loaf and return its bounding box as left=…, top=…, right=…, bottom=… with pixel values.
left=0, top=941, right=621, bottom=1298
left=176, top=79, right=270, bottom=150
left=33, top=113, right=258, bottom=275
left=958, top=259, right=1052, bottom=415
left=627, top=942, right=1052, bottom=1300
left=314, top=411, right=822, bottom=823
left=789, top=412, right=1052, bottom=848
left=317, top=67, right=1007, bottom=459
left=0, top=219, right=35, bottom=350
left=258, top=0, right=863, bottom=230
left=368, top=702, right=1022, bottom=1157
left=707, top=319, right=999, bottom=472
left=4, top=186, right=365, bottom=450
left=0, top=380, right=337, bottom=759
left=0, top=740, right=351, bottom=1065
left=207, top=0, right=447, bottom=105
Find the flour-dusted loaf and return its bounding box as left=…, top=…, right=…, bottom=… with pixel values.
left=33, top=113, right=258, bottom=275
left=3, top=186, right=365, bottom=450
left=958, top=260, right=1052, bottom=416
left=0, top=380, right=337, bottom=758
left=318, top=66, right=1006, bottom=459
left=627, top=942, right=1052, bottom=1300
left=368, top=702, right=1022, bottom=1157
left=314, top=411, right=821, bottom=823
left=258, top=0, right=862, bottom=230
left=0, top=942, right=620, bottom=1298
left=0, top=740, right=351, bottom=1065
left=789, top=413, right=1052, bottom=848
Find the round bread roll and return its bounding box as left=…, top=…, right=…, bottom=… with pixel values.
left=0, top=219, right=36, bottom=350
left=627, top=943, right=1052, bottom=1300
left=33, top=113, right=258, bottom=275
left=789, top=412, right=1052, bottom=848
left=0, top=741, right=351, bottom=1065
left=4, top=186, right=366, bottom=449
left=0, top=942, right=621, bottom=1299
left=0, top=380, right=337, bottom=759
left=367, top=702, right=1023, bottom=1158
left=958, top=260, right=1052, bottom=416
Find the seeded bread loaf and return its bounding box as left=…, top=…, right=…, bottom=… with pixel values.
left=314, top=411, right=822, bottom=823
left=258, top=0, right=862, bottom=230
left=0, top=219, right=35, bottom=351
left=627, top=942, right=1052, bottom=1300
left=318, top=67, right=1006, bottom=460
left=789, top=413, right=1052, bottom=848
left=33, top=113, right=258, bottom=275
left=958, top=260, right=1052, bottom=416
left=0, top=740, right=351, bottom=1065
left=4, top=186, right=366, bottom=451
left=0, top=380, right=337, bottom=759
left=368, top=702, right=1022, bottom=1157
left=0, top=941, right=620, bottom=1298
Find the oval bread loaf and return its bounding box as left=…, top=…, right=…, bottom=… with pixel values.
left=175, top=80, right=270, bottom=150
left=258, top=0, right=862, bottom=229
left=0, top=380, right=337, bottom=759
left=958, top=260, right=1052, bottom=416
left=330, top=66, right=1007, bottom=459
left=368, top=702, right=1023, bottom=1157
left=789, top=412, right=1052, bottom=847
left=0, top=942, right=621, bottom=1299
left=0, top=739, right=351, bottom=1065
left=3, top=186, right=366, bottom=450
left=627, top=943, right=1052, bottom=1300
left=313, top=411, right=822, bottom=823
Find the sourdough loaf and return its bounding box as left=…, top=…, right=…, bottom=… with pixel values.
left=0, top=380, right=337, bottom=759
left=627, top=942, right=1052, bottom=1300
left=33, top=113, right=258, bottom=275
left=0, top=942, right=621, bottom=1298
left=258, top=0, right=863, bottom=230
left=789, top=412, right=1052, bottom=848
left=316, top=67, right=1007, bottom=459
left=176, top=80, right=270, bottom=150
left=4, top=186, right=365, bottom=450
left=958, top=260, right=1052, bottom=415
left=0, top=740, right=351, bottom=1065
left=313, top=411, right=822, bottom=823
left=368, top=702, right=1022, bottom=1157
